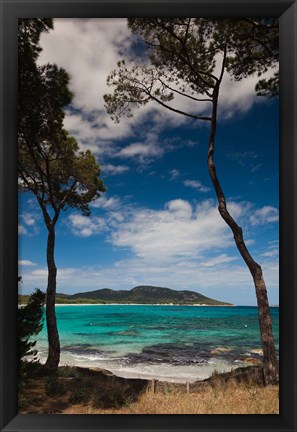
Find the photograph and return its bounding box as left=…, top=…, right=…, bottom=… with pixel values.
left=17, top=17, right=281, bottom=415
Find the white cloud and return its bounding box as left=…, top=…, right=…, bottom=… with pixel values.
left=183, top=179, right=211, bottom=193
left=169, top=169, right=180, bottom=180
left=68, top=214, right=106, bottom=237
left=38, top=19, right=136, bottom=154
left=101, top=164, right=129, bottom=175
left=251, top=163, right=262, bottom=173
left=228, top=151, right=258, bottom=166
left=18, top=225, right=28, bottom=236
left=118, top=129, right=165, bottom=163
left=18, top=260, right=37, bottom=267
left=250, top=206, right=279, bottom=226
left=90, top=196, right=120, bottom=210
left=63, top=111, right=132, bottom=154
left=120, top=143, right=161, bottom=158
left=201, top=254, right=238, bottom=267
left=217, top=55, right=278, bottom=119
left=260, top=239, right=279, bottom=258
left=30, top=267, right=79, bottom=280
left=39, top=19, right=132, bottom=113
left=22, top=213, right=36, bottom=226
left=21, top=254, right=279, bottom=305
left=166, top=199, right=193, bottom=219
left=110, top=199, right=246, bottom=261
left=20, top=198, right=278, bottom=304
left=36, top=18, right=277, bottom=168
left=18, top=213, right=40, bottom=236
left=261, top=249, right=279, bottom=257
left=30, top=269, right=48, bottom=277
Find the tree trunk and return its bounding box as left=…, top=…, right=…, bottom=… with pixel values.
left=44, top=225, right=60, bottom=369
left=206, top=89, right=279, bottom=385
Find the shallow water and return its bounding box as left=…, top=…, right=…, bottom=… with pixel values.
left=35, top=305, right=279, bottom=382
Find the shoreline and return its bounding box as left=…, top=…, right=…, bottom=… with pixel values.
left=18, top=302, right=235, bottom=308
left=36, top=347, right=263, bottom=384
left=18, top=303, right=280, bottom=307
left=18, top=362, right=278, bottom=415
left=48, top=303, right=235, bottom=306
left=36, top=355, right=260, bottom=384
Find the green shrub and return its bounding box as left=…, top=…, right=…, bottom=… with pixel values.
left=85, top=379, right=94, bottom=388
left=68, top=388, right=88, bottom=404
left=18, top=288, right=45, bottom=389
left=44, top=375, right=65, bottom=396
left=91, top=384, right=131, bottom=409
left=18, top=288, right=45, bottom=361
left=57, top=366, right=82, bottom=378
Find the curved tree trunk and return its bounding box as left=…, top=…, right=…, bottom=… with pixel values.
left=206, top=88, right=279, bottom=385
left=44, top=225, right=60, bottom=369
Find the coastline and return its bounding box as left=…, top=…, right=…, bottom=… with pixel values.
left=19, top=303, right=281, bottom=309
left=35, top=346, right=263, bottom=384
left=19, top=302, right=279, bottom=307
left=53, top=303, right=234, bottom=306
left=32, top=304, right=274, bottom=383
left=18, top=361, right=278, bottom=414
left=35, top=350, right=262, bottom=384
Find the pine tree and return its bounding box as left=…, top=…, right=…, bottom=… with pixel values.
left=104, top=18, right=279, bottom=384
left=18, top=19, right=106, bottom=368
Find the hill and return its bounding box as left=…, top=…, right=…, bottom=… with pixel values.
left=19, top=286, right=232, bottom=305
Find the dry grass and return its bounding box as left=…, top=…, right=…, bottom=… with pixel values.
left=61, top=381, right=279, bottom=415
left=18, top=364, right=279, bottom=415
left=110, top=383, right=278, bottom=415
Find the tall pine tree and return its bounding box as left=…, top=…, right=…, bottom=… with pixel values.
left=104, top=18, right=279, bottom=384
left=18, top=19, right=106, bottom=368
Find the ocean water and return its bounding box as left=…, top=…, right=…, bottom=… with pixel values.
left=35, top=305, right=279, bottom=383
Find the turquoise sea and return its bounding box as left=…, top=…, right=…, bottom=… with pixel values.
left=35, top=305, right=279, bottom=383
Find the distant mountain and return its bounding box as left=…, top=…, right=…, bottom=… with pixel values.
left=53, top=285, right=232, bottom=305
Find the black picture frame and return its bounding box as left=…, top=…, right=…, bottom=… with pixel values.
left=1, top=1, right=296, bottom=431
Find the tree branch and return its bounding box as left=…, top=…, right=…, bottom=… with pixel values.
left=59, top=179, right=77, bottom=209
left=157, top=78, right=213, bottom=103
left=142, top=86, right=212, bottom=121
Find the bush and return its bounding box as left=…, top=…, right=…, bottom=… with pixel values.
left=44, top=375, right=66, bottom=396
left=68, top=388, right=88, bottom=404
left=18, top=288, right=45, bottom=361
left=18, top=288, right=45, bottom=388
left=57, top=366, right=82, bottom=378
left=91, top=384, right=131, bottom=409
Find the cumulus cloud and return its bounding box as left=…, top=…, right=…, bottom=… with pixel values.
left=68, top=214, right=106, bottom=237
left=118, top=129, right=166, bottom=163
left=101, top=164, right=129, bottom=175
left=21, top=254, right=279, bottom=305
left=169, top=169, right=180, bottom=180
left=63, top=110, right=132, bottom=155
left=110, top=199, right=246, bottom=261
left=250, top=206, right=279, bottom=226
left=90, top=196, right=121, bottom=210
left=228, top=151, right=258, bottom=166
left=37, top=19, right=276, bottom=168
left=18, top=260, right=37, bottom=267
left=39, top=19, right=132, bottom=113
left=21, top=213, right=36, bottom=226
left=18, top=225, right=28, bottom=236
left=261, top=249, right=279, bottom=257
left=200, top=254, right=238, bottom=267
left=38, top=19, right=137, bottom=155
left=183, top=179, right=211, bottom=193
left=18, top=212, right=40, bottom=236
left=120, top=143, right=161, bottom=158
left=251, top=163, right=262, bottom=173
left=19, top=198, right=278, bottom=304
left=261, top=239, right=279, bottom=258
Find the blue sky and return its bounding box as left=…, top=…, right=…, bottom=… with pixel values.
left=18, top=19, right=279, bottom=306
